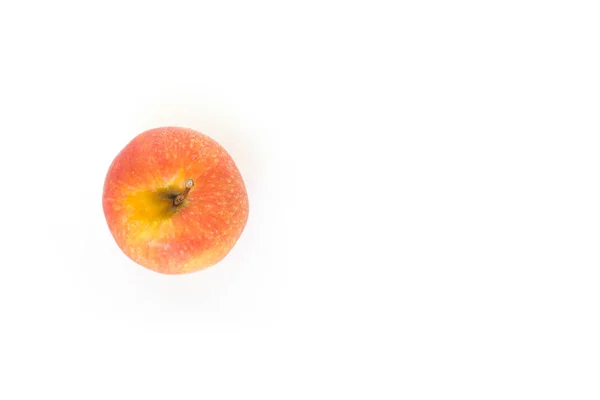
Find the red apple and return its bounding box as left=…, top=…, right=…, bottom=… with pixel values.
left=102, top=127, right=249, bottom=274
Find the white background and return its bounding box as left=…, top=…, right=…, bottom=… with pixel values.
left=1, top=0, right=599, bottom=398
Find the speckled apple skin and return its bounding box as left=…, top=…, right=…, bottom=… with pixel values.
left=102, top=127, right=249, bottom=274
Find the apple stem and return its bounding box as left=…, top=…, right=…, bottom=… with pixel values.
left=173, top=179, right=194, bottom=206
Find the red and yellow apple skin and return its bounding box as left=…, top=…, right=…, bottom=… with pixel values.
left=102, top=127, right=249, bottom=274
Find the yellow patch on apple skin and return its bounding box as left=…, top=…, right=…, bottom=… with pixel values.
left=122, top=170, right=191, bottom=244
left=126, top=190, right=174, bottom=223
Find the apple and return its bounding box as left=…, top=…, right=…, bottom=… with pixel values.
left=102, top=126, right=249, bottom=274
